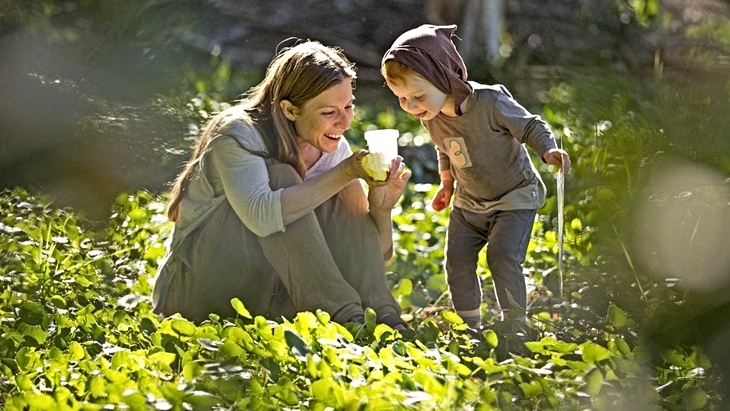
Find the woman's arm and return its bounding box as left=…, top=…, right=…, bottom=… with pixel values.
left=209, top=135, right=370, bottom=235
left=369, top=203, right=395, bottom=260
left=279, top=150, right=370, bottom=225
left=210, top=133, right=394, bottom=237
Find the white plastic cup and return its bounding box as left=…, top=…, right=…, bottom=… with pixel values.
left=364, top=129, right=399, bottom=161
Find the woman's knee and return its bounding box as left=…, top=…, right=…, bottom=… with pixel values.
left=268, top=163, right=302, bottom=189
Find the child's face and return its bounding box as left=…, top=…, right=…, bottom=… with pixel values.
left=386, top=73, right=455, bottom=120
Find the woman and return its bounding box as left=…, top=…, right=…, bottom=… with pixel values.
left=152, top=40, right=411, bottom=330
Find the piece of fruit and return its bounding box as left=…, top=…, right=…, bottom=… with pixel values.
left=362, top=152, right=389, bottom=181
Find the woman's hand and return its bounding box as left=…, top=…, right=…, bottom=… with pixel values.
left=342, top=150, right=370, bottom=179
left=344, top=150, right=390, bottom=185
left=367, top=156, right=411, bottom=211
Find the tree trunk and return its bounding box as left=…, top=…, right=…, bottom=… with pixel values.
left=457, top=0, right=504, bottom=65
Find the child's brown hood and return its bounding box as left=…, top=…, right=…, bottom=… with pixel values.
left=382, top=24, right=472, bottom=113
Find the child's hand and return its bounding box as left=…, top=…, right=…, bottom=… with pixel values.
left=543, top=149, right=571, bottom=173
left=431, top=180, right=454, bottom=212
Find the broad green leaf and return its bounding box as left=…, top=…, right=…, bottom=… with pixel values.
left=113, top=310, right=128, bottom=326
left=171, top=318, right=197, bottom=336
left=607, top=303, right=628, bottom=328
left=68, top=341, right=85, bottom=361
left=103, top=369, right=129, bottom=385
left=89, top=376, right=107, bottom=398
left=583, top=367, right=604, bottom=396
left=395, top=278, right=413, bottom=296
left=230, top=298, right=252, bottom=319
left=148, top=351, right=177, bottom=370
left=484, top=329, right=499, bottom=348
left=425, top=274, right=448, bottom=293
left=143, top=243, right=166, bottom=261
left=122, top=391, right=148, bottom=408
left=19, top=324, right=47, bottom=346
left=75, top=275, right=91, bottom=287
left=472, top=357, right=508, bottom=375
left=127, top=207, right=147, bottom=221
left=441, top=310, right=463, bottom=325
left=48, top=347, right=65, bottom=361
left=185, top=391, right=224, bottom=409
left=520, top=381, right=542, bottom=397
left=453, top=362, right=472, bottom=377
left=323, top=346, right=344, bottom=370
left=570, top=218, right=582, bottom=230
left=379, top=346, right=396, bottom=369
left=294, top=311, right=318, bottom=331
left=18, top=301, right=46, bottom=325
left=311, top=378, right=344, bottom=406
left=111, top=351, right=135, bottom=370
left=315, top=309, right=331, bottom=324
left=413, top=369, right=445, bottom=396
left=182, top=360, right=204, bottom=381
left=15, top=347, right=42, bottom=370
left=662, top=349, right=691, bottom=368
left=595, top=187, right=615, bottom=201
left=15, top=373, right=34, bottom=391
left=270, top=382, right=300, bottom=406
left=239, top=329, right=255, bottom=351
left=564, top=360, right=589, bottom=371
left=267, top=339, right=289, bottom=359
left=318, top=359, right=333, bottom=379
left=580, top=342, right=612, bottom=364
left=306, top=355, right=319, bottom=378
left=50, top=295, right=67, bottom=309
left=160, top=382, right=187, bottom=403
left=615, top=338, right=631, bottom=355
left=140, top=316, right=159, bottom=334
left=284, top=329, right=310, bottom=357
left=365, top=307, right=377, bottom=328
left=24, top=393, right=56, bottom=410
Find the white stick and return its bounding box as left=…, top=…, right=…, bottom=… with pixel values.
left=557, top=142, right=565, bottom=298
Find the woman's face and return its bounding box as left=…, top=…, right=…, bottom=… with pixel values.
left=286, top=79, right=355, bottom=153
left=386, top=73, right=454, bottom=120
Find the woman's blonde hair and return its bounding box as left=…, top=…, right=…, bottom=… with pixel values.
left=167, top=41, right=357, bottom=221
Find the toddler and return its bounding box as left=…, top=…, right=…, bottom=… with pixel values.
left=381, top=24, right=570, bottom=327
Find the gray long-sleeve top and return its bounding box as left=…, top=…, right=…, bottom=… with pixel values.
left=423, top=82, right=557, bottom=212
